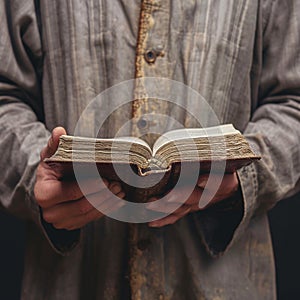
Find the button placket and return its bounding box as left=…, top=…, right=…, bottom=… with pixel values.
left=130, top=1, right=167, bottom=298
left=131, top=1, right=155, bottom=137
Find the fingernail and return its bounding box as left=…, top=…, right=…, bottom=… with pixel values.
left=110, top=181, right=120, bottom=186
left=197, top=177, right=208, bottom=189
left=117, top=192, right=125, bottom=199
left=111, top=184, right=122, bottom=194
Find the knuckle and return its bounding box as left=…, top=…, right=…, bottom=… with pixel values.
left=35, top=191, right=52, bottom=208
left=42, top=212, right=54, bottom=223
left=34, top=188, right=48, bottom=207
left=34, top=180, right=55, bottom=207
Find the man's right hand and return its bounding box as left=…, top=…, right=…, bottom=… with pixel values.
left=34, top=127, right=125, bottom=231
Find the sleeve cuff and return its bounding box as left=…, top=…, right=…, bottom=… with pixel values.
left=26, top=167, right=81, bottom=255
left=192, top=163, right=258, bottom=257
left=39, top=207, right=81, bottom=255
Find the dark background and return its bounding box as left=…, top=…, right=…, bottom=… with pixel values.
left=0, top=192, right=300, bottom=299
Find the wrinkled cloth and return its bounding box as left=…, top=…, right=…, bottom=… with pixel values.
left=0, top=0, right=300, bottom=299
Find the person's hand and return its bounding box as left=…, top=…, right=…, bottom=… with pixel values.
left=34, top=127, right=125, bottom=231
left=147, top=172, right=239, bottom=227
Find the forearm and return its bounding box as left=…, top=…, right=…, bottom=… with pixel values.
left=239, top=99, right=300, bottom=215
left=0, top=100, right=50, bottom=220
left=196, top=0, right=300, bottom=256
left=0, top=0, right=50, bottom=220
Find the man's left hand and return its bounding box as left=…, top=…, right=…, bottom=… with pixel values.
left=147, top=172, right=239, bottom=228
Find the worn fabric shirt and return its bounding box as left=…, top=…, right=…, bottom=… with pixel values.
left=1, top=0, right=300, bottom=299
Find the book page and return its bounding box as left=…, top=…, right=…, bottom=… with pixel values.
left=61, top=135, right=152, bottom=152
left=152, top=124, right=239, bottom=155
left=112, top=136, right=152, bottom=152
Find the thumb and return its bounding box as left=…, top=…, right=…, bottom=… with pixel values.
left=40, top=127, right=67, bottom=160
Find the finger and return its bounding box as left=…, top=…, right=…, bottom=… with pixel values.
left=190, top=203, right=202, bottom=212
left=43, top=196, right=97, bottom=223
left=148, top=206, right=191, bottom=227
left=87, top=181, right=124, bottom=212
left=53, top=191, right=125, bottom=230
left=108, top=181, right=123, bottom=195
left=52, top=207, right=104, bottom=230
left=197, top=172, right=238, bottom=193
left=40, top=127, right=67, bottom=160
left=147, top=186, right=202, bottom=210
left=85, top=187, right=125, bottom=214
left=197, top=173, right=239, bottom=208
left=42, top=185, right=125, bottom=223
left=146, top=197, right=183, bottom=213
left=218, top=172, right=239, bottom=195
left=35, top=177, right=109, bottom=208
left=173, top=205, right=192, bottom=216
left=178, top=187, right=202, bottom=205
left=197, top=173, right=209, bottom=189
left=152, top=204, right=191, bottom=218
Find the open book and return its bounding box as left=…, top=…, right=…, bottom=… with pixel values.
left=45, top=124, right=260, bottom=177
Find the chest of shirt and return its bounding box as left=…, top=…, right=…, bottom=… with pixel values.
left=40, top=0, right=258, bottom=136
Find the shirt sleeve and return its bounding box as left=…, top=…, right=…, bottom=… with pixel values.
left=0, top=0, right=79, bottom=255
left=195, top=0, right=300, bottom=256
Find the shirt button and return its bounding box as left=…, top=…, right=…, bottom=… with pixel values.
left=137, top=118, right=148, bottom=129
left=137, top=239, right=151, bottom=251
left=144, top=50, right=157, bottom=64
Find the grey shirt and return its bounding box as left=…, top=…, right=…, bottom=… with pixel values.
left=0, top=0, right=300, bottom=299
